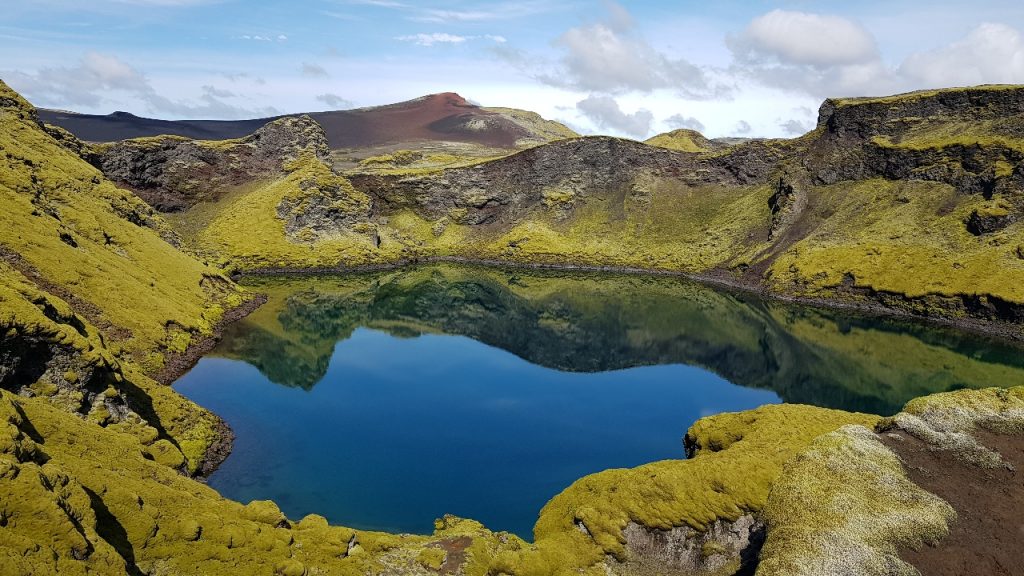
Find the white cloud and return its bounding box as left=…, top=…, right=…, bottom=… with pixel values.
left=396, top=33, right=469, bottom=46
left=238, top=34, right=287, bottom=42
left=301, top=62, right=329, bottom=78
left=3, top=52, right=148, bottom=107
left=316, top=93, right=352, bottom=108
left=396, top=33, right=506, bottom=47
left=576, top=94, right=653, bottom=138
left=549, top=24, right=711, bottom=96
left=665, top=114, right=705, bottom=133
left=730, top=10, right=878, bottom=67
left=729, top=11, right=1024, bottom=99
left=779, top=118, right=812, bottom=136
left=222, top=72, right=265, bottom=85
left=734, top=120, right=752, bottom=134
left=900, top=23, right=1024, bottom=87
left=523, top=2, right=720, bottom=98
left=201, top=85, right=234, bottom=98
left=352, top=0, right=562, bottom=23
left=728, top=10, right=896, bottom=97
left=3, top=52, right=278, bottom=118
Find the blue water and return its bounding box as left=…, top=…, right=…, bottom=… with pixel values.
left=174, top=265, right=1024, bottom=539
left=175, top=328, right=780, bottom=538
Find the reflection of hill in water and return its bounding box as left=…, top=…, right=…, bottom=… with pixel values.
left=213, top=264, right=1024, bottom=415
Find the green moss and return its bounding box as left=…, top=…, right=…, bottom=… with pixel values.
left=358, top=150, right=423, bottom=167
left=541, top=187, right=576, bottom=208
left=417, top=547, right=446, bottom=570
left=829, top=84, right=1024, bottom=108
left=757, top=425, right=955, bottom=576
left=644, top=129, right=714, bottom=153
left=701, top=541, right=728, bottom=559
left=491, top=404, right=877, bottom=574
left=0, top=80, right=247, bottom=367
left=767, top=179, right=1024, bottom=305
left=351, top=148, right=506, bottom=176
left=145, top=438, right=186, bottom=469
left=886, top=386, right=1024, bottom=467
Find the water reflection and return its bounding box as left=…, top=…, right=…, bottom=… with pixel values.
left=217, top=264, right=1024, bottom=415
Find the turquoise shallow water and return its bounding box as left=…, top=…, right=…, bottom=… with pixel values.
left=173, top=265, right=1024, bottom=539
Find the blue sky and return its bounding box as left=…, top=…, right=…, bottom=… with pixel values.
left=4, top=0, right=1024, bottom=138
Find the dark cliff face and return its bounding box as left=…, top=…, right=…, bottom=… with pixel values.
left=349, top=136, right=791, bottom=226
left=94, top=115, right=330, bottom=211
left=804, top=86, right=1024, bottom=195
left=816, top=86, right=1024, bottom=138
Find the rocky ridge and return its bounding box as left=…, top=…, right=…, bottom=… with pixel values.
left=93, top=115, right=330, bottom=211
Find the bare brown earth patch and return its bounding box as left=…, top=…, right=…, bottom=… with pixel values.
left=882, top=429, right=1024, bottom=576
left=428, top=536, right=472, bottom=574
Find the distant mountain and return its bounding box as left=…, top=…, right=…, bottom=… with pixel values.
left=37, top=92, right=577, bottom=149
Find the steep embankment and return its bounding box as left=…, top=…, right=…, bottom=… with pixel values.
left=39, top=92, right=578, bottom=150
left=0, top=80, right=260, bottom=473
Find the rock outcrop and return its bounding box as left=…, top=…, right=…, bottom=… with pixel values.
left=94, top=115, right=330, bottom=211
left=350, top=135, right=788, bottom=226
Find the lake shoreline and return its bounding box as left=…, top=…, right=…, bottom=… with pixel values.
left=232, top=256, right=1024, bottom=347
left=157, top=292, right=267, bottom=479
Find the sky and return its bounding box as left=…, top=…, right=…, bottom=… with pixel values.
left=3, top=0, right=1024, bottom=138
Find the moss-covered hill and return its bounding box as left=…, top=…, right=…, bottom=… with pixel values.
left=72, top=84, right=1024, bottom=336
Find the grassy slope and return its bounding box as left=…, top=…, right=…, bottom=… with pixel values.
left=766, top=178, right=1024, bottom=307
left=644, top=128, right=716, bottom=152
left=177, top=168, right=774, bottom=275
left=176, top=161, right=1024, bottom=327
left=758, top=385, right=1024, bottom=575
left=0, top=80, right=257, bottom=469
left=0, top=82, right=247, bottom=370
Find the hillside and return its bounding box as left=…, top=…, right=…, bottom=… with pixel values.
left=644, top=128, right=721, bottom=152
left=66, top=83, right=1024, bottom=334
left=85, top=84, right=1024, bottom=335
left=38, top=92, right=578, bottom=150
